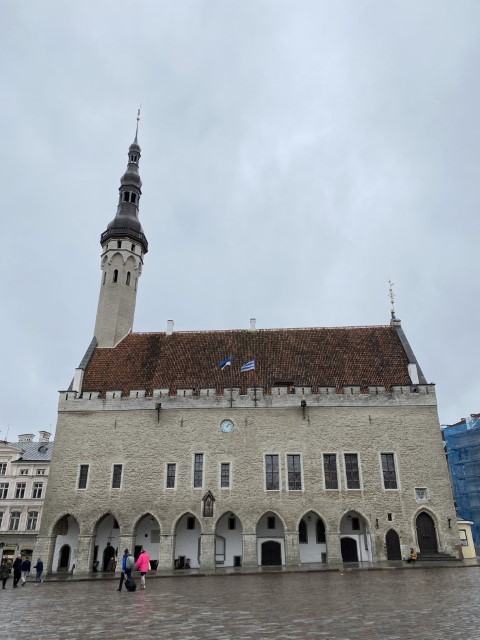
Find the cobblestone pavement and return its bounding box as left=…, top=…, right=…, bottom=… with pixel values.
left=1, top=567, right=480, bottom=639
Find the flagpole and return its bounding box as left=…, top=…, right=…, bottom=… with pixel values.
left=230, top=359, right=234, bottom=408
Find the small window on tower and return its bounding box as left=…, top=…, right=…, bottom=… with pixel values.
left=123, top=192, right=130, bottom=202
left=113, top=270, right=118, bottom=283
left=131, top=193, right=137, bottom=204
left=117, top=241, right=122, bottom=248
left=131, top=244, right=135, bottom=252
left=126, top=272, right=131, bottom=286
left=102, top=272, right=106, bottom=285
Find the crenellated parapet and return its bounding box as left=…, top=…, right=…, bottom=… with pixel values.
left=58, top=383, right=437, bottom=412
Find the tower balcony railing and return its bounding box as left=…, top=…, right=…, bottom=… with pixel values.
left=101, top=228, right=148, bottom=253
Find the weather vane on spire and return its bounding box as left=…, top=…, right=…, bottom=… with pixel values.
left=135, top=105, right=141, bottom=141
left=388, top=280, right=396, bottom=319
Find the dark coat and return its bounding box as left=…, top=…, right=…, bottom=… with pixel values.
left=21, top=559, right=31, bottom=572
left=34, top=561, right=44, bottom=572
left=0, top=563, right=11, bottom=579
left=12, top=558, right=22, bottom=574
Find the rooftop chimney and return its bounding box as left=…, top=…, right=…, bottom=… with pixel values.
left=18, top=434, right=35, bottom=442
left=166, top=320, right=174, bottom=336
left=39, top=431, right=51, bottom=442
left=250, top=318, right=256, bottom=331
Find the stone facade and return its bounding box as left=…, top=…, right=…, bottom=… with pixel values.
left=35, top=127, right=460, bottom=574
left=35, top=386, right=459, bottom=573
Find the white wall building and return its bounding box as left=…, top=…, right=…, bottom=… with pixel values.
left=0, top=432, right=52, bottom=562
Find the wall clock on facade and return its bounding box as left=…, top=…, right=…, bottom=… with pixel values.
left=220, top=419, right=234, bottom=433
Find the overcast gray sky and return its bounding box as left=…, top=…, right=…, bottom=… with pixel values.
left=1, top=0, right=479, bottom=440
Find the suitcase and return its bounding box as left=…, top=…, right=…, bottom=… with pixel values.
left=125, top=577, right=137, bottom=592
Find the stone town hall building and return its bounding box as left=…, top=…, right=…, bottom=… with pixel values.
left=36, top=127, right=459, bottom=574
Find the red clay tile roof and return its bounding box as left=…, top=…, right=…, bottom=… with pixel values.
left=81, top=326, right=413, bottom=397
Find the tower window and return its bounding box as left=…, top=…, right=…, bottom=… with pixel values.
left=126, top=272, right=131, bottom=286
left=102, top=272, right=106, bottom=285
left=131, top=244, right=135, bottom=252
left=123, top=192, right=130, bottom=202
left=113, top=270, right=118, bottom=283
left=117, top=241, right=122, bottom=248
left=131, top=193, right=137, bottom=204
left=130, top=155, right=138, bottom=163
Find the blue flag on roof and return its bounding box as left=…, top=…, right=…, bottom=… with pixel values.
left=219, top=356, right=232, bottom=370
left=241, top=359, right=255, bottom=372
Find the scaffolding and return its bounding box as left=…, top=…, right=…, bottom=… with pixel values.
left=443, top=414, right=480, bottom=546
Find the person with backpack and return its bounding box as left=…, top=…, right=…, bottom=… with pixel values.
left=117, top=549, right=130, bottom=591
left=135, top=549, right=150, bottom=590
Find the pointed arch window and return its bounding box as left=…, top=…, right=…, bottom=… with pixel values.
left=202, top=491, right=215, bottom=517
left=126, top=272, right=131, bottom=286
left=113, top=269, right=118, bottom=283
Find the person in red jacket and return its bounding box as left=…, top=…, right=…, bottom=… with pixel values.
left=135, top=549, right=150, bottom=590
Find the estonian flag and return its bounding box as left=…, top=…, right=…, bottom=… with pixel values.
left=219, top=356, right=232, bottom=370
left=241, top=359, right=255, bottom=372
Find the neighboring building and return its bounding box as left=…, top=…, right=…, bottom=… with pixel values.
left=443, top=414, right=480, bottom=547
left=0, top=432, right=52, bottom=562
left=35, top=126, right=460, bottom=574
left=456, top=520, right=476, bottom=559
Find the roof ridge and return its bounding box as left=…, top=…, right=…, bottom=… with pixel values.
left=128, top=325, right=394, bottom=335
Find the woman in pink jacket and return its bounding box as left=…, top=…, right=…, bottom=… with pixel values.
left=135, top=549, right=151, bottom=590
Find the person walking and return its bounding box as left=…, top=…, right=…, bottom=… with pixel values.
left=135, top=549, right=150, bottom=590
left=12, top=555, right=22, bottom=588
left=33, top=558, right=44, bottom=585
left=0, top=559, right=11, bottom=589
left=20, top=557, right=31, bottom=586
left=117, top=549, right=129, bottom=591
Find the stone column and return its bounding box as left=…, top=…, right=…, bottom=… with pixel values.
left=284, top=531, right=300, bottom=566
left=242, top=533, right=258, bottom=567
left=326, top=531, right=343, bottom=564
left=200, top=533, right=215, bottom=571
left=159, top=534, right=174, bottom=571
left=75, top=535, right=95, bottom=574
left=34, top=536, right=56, bottom=574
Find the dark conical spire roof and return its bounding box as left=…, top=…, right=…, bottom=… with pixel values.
left=100, top=116, right=148, bottom=253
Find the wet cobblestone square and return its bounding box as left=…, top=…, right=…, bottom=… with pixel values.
left=1, top=568, right=480, bottom=639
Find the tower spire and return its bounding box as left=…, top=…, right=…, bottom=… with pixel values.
left=94, top=123, right=149, bottom=347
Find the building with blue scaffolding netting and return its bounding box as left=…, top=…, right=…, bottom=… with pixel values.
left=443, top=414, right=480, bottom=547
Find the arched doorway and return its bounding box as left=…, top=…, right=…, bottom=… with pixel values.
left=416, top=512, right=438, bottom=554
left=261, top=541, right=282, bottom=565
left=298, top=511, right=327, bottom=564
left=386, top=529, right=402, bottom=560
left=215, top=513, right=243, bottom=567
left=256, top=512, right=285, bottom=566
left=51, top=514, right=80, bottom=573
left=93, top=514, right=120, bottom=572
left=58, top=544, right=71, bottom=571
left=174, top=513, right=201, bottom=569
left=134, top=514, right=160, bottom=569
left=341, top=537, right=358, bottom=562
left=339, top=511, right=372, bottom=562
